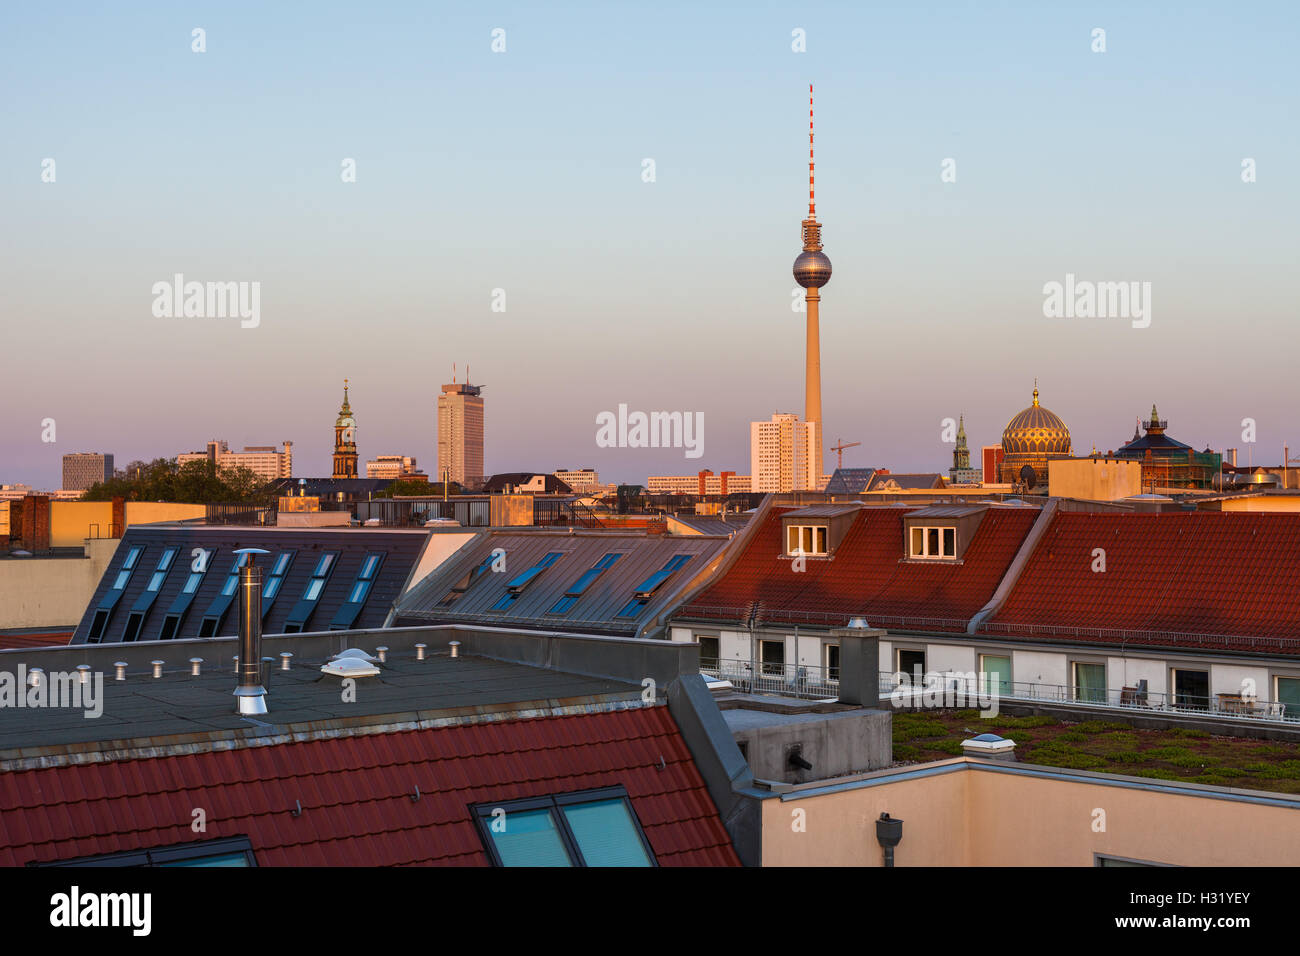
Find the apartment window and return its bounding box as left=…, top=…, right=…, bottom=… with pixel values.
left=33, top=836, right=256, bottom=868
left=615, top=554, right=692, bottom=618
left=1276, top=677, right=1300, bottom=717
left=786, top=524, right=828, bottom=556
left=909, top=526, right=957, bottom=559
left=550, top=553, right=623, bottom=614
left=760, top=639, right=785, bottom=676
left=490, top=551, right=563, bottom=611
left=1171, top=668, right=1210, bottom=711
left=698, top=635, right=720, bottom=669
left=980, top=654, right=1011, bottom=697
left=897, top=648, right=925, bottom=684
left=824, top=643, right=840, bottom=680
left=1073, top=662, right=1107, bottom=704
left=472, top=787, right=655, bottom=868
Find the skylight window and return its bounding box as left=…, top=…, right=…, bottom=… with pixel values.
left=615, top=554, right=691, bottom=618
left=490, top=551, right=563, bottom=611
left=87, top=546, right=146, bottom=642
left=438, top=552, right=500, bottom=608
left=260, top=551, right=295, bottom=616
left=549, top=553, right=622, bottom=614
left=157, top=547, right=218, bottom=640
left=197, top=552, right=252, bottom=638
left=330, top=551, right=385, bottom=629
left=122, top=548, right=179, bottom=641
left=283, top=550, right=340, bottom=632
left=472, top=787, right=655, bottom=867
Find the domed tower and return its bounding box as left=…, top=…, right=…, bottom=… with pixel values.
left=333, top=379, right=358, bottom=479
left=1000, top=382, right=1072, bottom=488
left=793, top=84, right=830, bottom=487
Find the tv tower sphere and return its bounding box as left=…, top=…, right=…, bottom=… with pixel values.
left=794, top=248, right=832, bottom=288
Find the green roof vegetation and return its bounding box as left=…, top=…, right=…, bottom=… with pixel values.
left=892, top=710, right=1300, bottom=794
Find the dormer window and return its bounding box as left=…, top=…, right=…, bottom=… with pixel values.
left=786, top=524, right=828, bottom=556
left=910, top=525, right=956, bottom=559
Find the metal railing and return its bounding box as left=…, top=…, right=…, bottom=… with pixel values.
left=877, top=673, right=1295, bottom=723
left=701, top=658, right=840, bottom=700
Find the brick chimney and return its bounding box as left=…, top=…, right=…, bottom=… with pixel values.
left=111, top=496, right=126, bottom=538
left=21, top=495, right=51, bottom=552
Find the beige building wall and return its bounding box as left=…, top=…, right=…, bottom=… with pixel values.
left=761, top=759, right=1300, bottom=866
left=1214, top=494, right=1300, bottom=512
left=47, top=502, right=207, bottom=548
left=1048, top=457, right=1142, bottom=501
left=0, top=538, right=120, bottom=629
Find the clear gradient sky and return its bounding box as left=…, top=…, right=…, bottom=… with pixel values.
left=3, top=1, right=1297, bottom=488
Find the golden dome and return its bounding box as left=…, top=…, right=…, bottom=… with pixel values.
left=1002, top=384, right=1071, bottom=457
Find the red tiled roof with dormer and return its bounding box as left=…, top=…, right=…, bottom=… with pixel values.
left=677, top=506, right=1038, bottom=632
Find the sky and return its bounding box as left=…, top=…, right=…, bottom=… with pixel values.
left=3, top=1, right=1297, bottom=488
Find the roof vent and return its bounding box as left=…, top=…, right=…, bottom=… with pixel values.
left=320, top=657, right=381, bottom=678
left=114, top=662, right=128, bottom=681
left=848, top=616, right=870, bottom=628
left=233, top=547, right=272, bottom=716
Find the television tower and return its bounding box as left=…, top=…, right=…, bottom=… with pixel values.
left=793, top=84, right=832, bottom=485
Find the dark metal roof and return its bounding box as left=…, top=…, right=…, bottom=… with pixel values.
left=70, top=526, right=428, bottom=644
left=824, top=468, right=877, bottom=494
left=868, top=473, right=946, bottom=491
left=781, top=503, right=864, bottom=519
left=394, top=531, right=732, bottom=635
left=268, top=477, right=394, bottom=497
left=904, top=504, right=992, bottom=518
left=668, top=513, right=752, bottom=536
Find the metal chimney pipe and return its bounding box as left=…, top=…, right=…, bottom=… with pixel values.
left=449, top=641, right=461, bottom=659
left=233, top=548, right=271, bottom=715
left=152, top=660, right=164, bottom=679
left=190, top=657, right=203, bottom=676
left=280, top=652, right=294, bottom=671
left=114, top=662, right=127, bottom=681
left=77, top=664, right=92, bottom=685
left=415, top=643, right=427, bottom=661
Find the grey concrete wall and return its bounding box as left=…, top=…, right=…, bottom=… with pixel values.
left=730, top=709, right=892, bottom=784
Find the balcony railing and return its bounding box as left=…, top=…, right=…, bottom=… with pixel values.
left=701, top=658, right=839, bottom=700
left=878, top=673, right=1295, bottom=723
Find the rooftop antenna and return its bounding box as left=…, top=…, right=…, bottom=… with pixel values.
left=808, top=83, right=815, bottom=219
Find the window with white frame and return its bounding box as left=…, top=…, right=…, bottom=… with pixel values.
left=786, top=524, right=828, bottom=556
left=909, top=525, right=956, bottom=559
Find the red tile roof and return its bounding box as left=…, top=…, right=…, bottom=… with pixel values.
left=984, top=512, right=1300, bottom=654
left=0, top=706, right=739, bottom=867
left=679, top=506, right=1037, bottom=631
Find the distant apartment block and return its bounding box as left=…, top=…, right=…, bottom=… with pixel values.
left=366, top=455, right=421, bottom=480
left=62, top=453, right=114, bottom=491
left=176, top=440, right=293, bottom=483
left=553, top=468, right=602, bottom=492
left=647, top=471, right=752, bottom=495
left=437, top=381, right=484, bottom=487
left=751, top=413, right=820, bottom=492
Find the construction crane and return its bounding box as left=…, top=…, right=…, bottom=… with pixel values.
left=830, top=438, right=861, bottom=470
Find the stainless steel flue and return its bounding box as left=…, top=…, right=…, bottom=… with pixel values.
left=233, top=548, right=271, bottom=715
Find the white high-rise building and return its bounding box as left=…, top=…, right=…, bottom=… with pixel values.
left=176, top=441, right=293, bottom=483
left=750, top=413, right=820, bottom=492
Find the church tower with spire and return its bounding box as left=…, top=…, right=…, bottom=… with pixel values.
left=792, top=84, right=832, bottom=489
left=333, top=379, right=358, bottom=479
